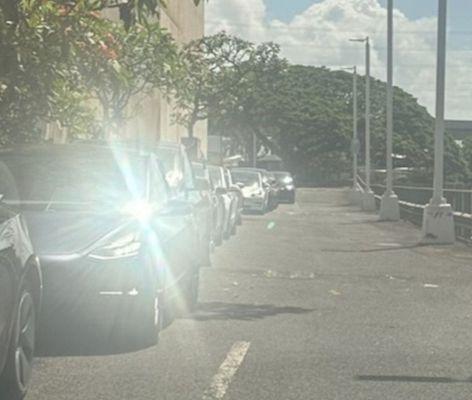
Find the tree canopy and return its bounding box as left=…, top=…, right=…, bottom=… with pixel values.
left=209, top=63, right=470, bottom=186
left=0, top=0, right=193, bottom=143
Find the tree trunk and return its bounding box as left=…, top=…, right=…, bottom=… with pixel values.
left=187, top=116, right=197, bottom=139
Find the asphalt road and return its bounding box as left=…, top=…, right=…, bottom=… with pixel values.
left=27, top=188, right=472, bottom=400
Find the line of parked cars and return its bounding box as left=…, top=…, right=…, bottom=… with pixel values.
left=0, top=141, right=295, bottom=399
left=230, top=167, right=296, bottom=213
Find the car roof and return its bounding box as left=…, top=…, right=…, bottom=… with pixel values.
left=231, top=169, right=261, bottom=175
left=0, top=143, right=149, bottom=158
left=232, top=167, right=268, bottom=174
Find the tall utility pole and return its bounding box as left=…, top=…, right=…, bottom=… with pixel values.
left=252, top=132, right=257, bottom=167
left=352, top=66, right=359, bottom=194
left=343, top=66, right=361, bottom=205
left=350, top=37, right=376, bottom=211
left=421, top=0, right=455, bottom=244
left=380, top=0, right=400, bottom=220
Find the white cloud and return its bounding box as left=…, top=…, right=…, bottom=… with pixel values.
left=206, top=0, right=472, bottom=120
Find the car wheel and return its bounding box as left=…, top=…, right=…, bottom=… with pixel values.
left=183, top=268, right=200, bottom=313
left=116, top=253, right=163, bottom=349
left=202, top=239, right=212, bottom=267
left=214, top=230, right=223, bottom=246
left=0, top=286, right=36, bottom=400
left=223, top=226, right=231, bottom=240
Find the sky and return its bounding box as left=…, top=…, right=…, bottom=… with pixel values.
left=206, top=0, right=472, bottom=120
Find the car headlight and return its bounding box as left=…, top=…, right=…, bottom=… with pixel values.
left=121, top=199, right=153, bottom=222
left=286, top=184, right=295, bottom=190
left=89, top=232, right=141, bottom=260
left=283, top=176, right=293, bottom=184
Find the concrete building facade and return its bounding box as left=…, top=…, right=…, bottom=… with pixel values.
left=131, top=1, right=207, bottom=151
left=49, top=2, right=206, bottom=152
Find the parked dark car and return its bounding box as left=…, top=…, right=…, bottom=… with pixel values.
left=192, top=161, right=225, bottom=248
left=208, top=165, right=238, bottom=238
left=0, top=200, right=42, bottom=399
left=265, top=170, right=281, bottom=210
left=0, top=144, right=200, bottom=349
left=156, top=141, right=212, bottom=267
left=223, top=167, right=243, bottom=226
left=274, top=171, right=296, bottom=204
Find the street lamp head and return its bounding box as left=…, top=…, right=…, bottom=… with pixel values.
left=349, top=37, right=369, bottom=43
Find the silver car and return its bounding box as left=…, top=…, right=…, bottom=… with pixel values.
left=231, top=169, right=270, bottom=214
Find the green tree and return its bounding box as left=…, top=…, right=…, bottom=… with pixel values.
left=210, top=63, right=469, bottom=186
left=0, top=0, right=189, bottom=143
left=71, top=20, right=179, bottom=137
left=174, top=32, right=286, bottom=143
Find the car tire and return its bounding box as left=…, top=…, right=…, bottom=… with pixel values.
left=215, top=230, right=223, bottom=247
left=202, top=240, right=212, bottom=267
left=134, top=291, right=161, bottom=348
left=183, top=268, right=200, bottom=313
left=0, top=284, right=36, bottom=400
left=116, top=253, right=163, bottom=349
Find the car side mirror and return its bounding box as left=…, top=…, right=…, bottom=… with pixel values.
left=215, top=187, right=227, bottom=195
left=235, top=182, right=245, bottom=189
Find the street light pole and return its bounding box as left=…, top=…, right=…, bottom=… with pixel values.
left=353, top=66, right=359, bottom=191
left=350, top=37, right=376, bottom=211
left=252, top=131, right=257, bottom=168
left=421, top=0, right=455, bottom=244
left=343, top=66, right=362, bottom=205
left=380, top=0, right=400, bottom=220
left=365, top=37, right=371, bottom=190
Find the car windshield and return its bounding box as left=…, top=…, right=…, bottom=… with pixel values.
left=231, top=171, right=260, bottom=187
left=209, top=167, right=224, bottom=188
left=155, top=147, right=179, bottom=174
left=192, top=163, right=205, bottom=178
left=0, top=151, right=146, bottom=211
left=274, top=172, right=293, bottom=184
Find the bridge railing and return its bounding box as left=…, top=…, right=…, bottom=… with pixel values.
left=355, top=175, right=472, bottom=243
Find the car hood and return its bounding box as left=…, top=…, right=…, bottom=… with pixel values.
left=241, top=184, right=263, bottom=197
left=23, top=211, right=127, bottom=257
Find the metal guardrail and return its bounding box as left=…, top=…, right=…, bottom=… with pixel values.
left=355, top=175, right=472, bottom=243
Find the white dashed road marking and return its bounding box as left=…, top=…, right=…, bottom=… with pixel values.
left=203, top=341, right=251, bottom=400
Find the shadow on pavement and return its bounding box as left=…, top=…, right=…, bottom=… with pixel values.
left=187, top=301, right=313, bottom=322
left=338, top=219, right=393, bottom=225
left=356, top=375, right=472, bottom=384
left=322, top=244, right=425, bottom=253
left=36, top=324, right=152, bottom=358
